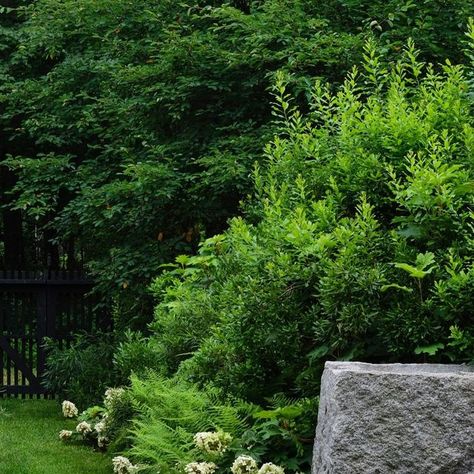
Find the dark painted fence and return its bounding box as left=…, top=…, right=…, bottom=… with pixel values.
left=0, top=270, right=111, bottom=397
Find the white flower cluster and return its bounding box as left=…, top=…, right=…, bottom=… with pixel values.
left=62, top=400, right=78, bottom=418
left=185, top=452, right=284, bottom=474
left=231, top=456, right=259, bottom=474
left=59, top=430, right=73, bottom=441
left=76, top=421, right=92, bottom=435
left=258, top=463, right=285, bottom=474
left=194, top=431, right=232, bottom=456
left=105, top=387, right=125, bottom=408
left=97, top=436, right=108, bottom=448
left=95, top=419, right=106, bottom=435
left=112, top=456, right=138, bottom=474
left=184, top=462, right=217, bottom=474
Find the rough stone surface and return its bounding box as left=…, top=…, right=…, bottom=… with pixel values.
left=312, top=362, right=474, bottom=474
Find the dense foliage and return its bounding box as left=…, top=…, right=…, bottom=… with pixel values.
left=2, top=1, right=474, bottom=473
left=146, top=42, right=474, bottom=405
left=59, top=38, right=471, bottom=473
left=1, top=0, right=359, bottom=321
left=1, top=0, right=473, bottom=324
left=61, top=375, right=318, bottom=473
left=43, top=332, right=117, bottom=408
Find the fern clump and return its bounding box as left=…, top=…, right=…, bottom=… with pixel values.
left=126, top=375, right=249, bottom=472
left=123, top=375, right=315, bottom=473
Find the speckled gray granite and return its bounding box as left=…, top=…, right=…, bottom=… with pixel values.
left=312, top=362, right=474, bottom=474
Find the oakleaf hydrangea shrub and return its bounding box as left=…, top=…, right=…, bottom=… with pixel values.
left=58, top=404, right=107, bottom=447
left=194, top=431, right=233, bottom=457
left=112, top=456, right=139, bottom=474
left=58, top=386, right=134, bottom=450
left=184, top=462, right=217, bottom=474
left=69, top=374, right=296, bottom=472
left=99, top=373, right=296, bottom=473
left=150, top=40, right=474, bottom=402
left=99, top=374, right=312, bottom=473
left=231, top=455, right=258, bottom=474
left=258, top=463, right=285, bottom=474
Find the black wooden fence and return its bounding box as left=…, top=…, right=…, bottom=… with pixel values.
left=0, top=270, right=111, bottom=397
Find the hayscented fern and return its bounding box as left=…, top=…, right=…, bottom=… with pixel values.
left=112, top=456, right=138, bottom=474
left=258, top=463, right=285, bottom=474
left=194, top=431, right=232, bottom=456
left=61, top=400, right=78, bottom=418
left=231, top=456, right=258, bottom=474
left=184, top=462, right=217, bottom=474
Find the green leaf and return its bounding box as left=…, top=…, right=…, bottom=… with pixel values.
left=396, top=224, right=424, bottom=239
left=253, top=406, right=303, bottom=420
left=381, top=284, right=413, bottom=293
left=393, top=262, right=427, bottom=279
left=175, top=255, right=190, bottom=265
left=393, top=252, right=437, bottom=279
left=415, top=252, right=436, bottom=271
left=307, top=345, right=330, bottom=362
left=414, top=343, right=445, bottom=356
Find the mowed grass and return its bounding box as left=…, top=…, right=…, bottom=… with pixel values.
left=0, top=398, right=111, bottom=474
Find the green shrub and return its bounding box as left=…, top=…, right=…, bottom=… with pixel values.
left=44, top=327, right=165, bottom=409
left=113, top=330, right=163, bottom=384
left=147, top=239, right=225, bottom=376
left=2, top=0, right=472, bottom=322
left=238, top=395, right=318, bottom=471
left=43, top=332, right=117, bottom=408
left=149, top=39, right=474, bottom=402
left=58, top=387, right=135, bottom=452
left=322, top=0, right=473, bottom=64
left=102, top=387, right=136, bottom=452
left=0, top=0, right=361, bottom=319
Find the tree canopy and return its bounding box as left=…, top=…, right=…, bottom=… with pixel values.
left=1, top=0, right=472, bottom=322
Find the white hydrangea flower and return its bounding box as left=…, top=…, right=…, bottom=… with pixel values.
left=105, top=387, right=126, bottom=408
left=76, top=421, right=92, bottom=435
left=184, top=462, right=217, bottom=474
left=95, top=419, right=107, bottom=435
left=231, top=455, right=258, bottom=474
left=62, top=400, right=78, bottom=418
left=194, top=431, right=232, bottom=455
left=59, top=430, right=73, bottom=441
left=112, top=456, right=138, bottom=474
left=258, top=463, right=285, bottom=474
left=97, top=436, right=108, bottom=448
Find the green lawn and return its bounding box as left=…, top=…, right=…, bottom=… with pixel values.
left=0, top=399, right=111, bottom=474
